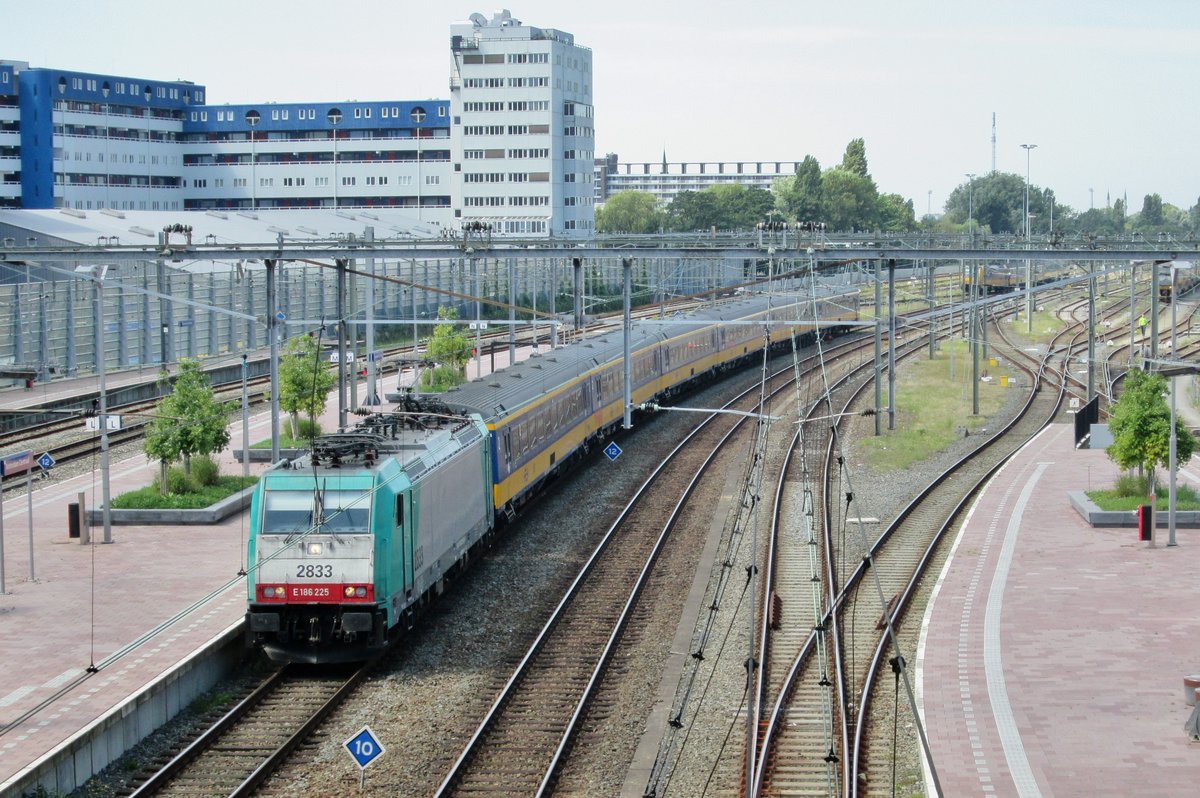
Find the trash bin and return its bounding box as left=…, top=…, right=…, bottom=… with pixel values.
left=1137, top=504, right=1153, bottom=542
left=68, top=502, right=80, bottom=538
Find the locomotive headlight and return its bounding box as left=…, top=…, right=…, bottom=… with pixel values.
left=344, top=586, right=356, bottom=597
left=306, top=542, right=323, bottom=555
left=355, top=586, right=367, bottom=598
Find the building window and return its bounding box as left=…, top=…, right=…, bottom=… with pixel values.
left=425, top=175, right=439, bottom=185
left=342, top=176, right=356, bottom=186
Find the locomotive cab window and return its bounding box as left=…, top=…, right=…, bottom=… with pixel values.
left=262, top=491, right=314, bottom=534
left=321, top=490, right=371, bottom=533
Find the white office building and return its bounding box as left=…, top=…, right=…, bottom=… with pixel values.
left=449, top=10, right=594, bottom=238
left=594, top=153, right=806, bottom=207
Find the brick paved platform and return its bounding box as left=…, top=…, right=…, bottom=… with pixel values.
left=917, top=422, right=1200, bottom=796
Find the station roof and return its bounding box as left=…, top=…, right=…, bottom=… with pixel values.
left=0, top=208, right=447, bottom=250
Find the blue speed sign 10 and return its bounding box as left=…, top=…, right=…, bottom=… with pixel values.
left=343, top=725, right=385, bottom=769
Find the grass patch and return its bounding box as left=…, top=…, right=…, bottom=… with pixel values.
left=1005, top=308, right=1063, bottom=344
left=858, top=338, right=1013, bottom=472
left=1087, top=473, right=1200, bottom=510
left=251, top=435, right=314, bottom=449
left=111, top=475, right=258, bottom=509
left=188, top=690, right=236, bottom=715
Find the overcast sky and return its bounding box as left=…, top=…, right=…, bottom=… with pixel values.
left=6, top=0, right=1197, bottom=216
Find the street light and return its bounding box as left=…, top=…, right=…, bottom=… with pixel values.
left=965, top=173, right=976, bottom=248
left=1021, top=143, right=1038, bottom=333
left=1168, top=262, right=1181, bottom=547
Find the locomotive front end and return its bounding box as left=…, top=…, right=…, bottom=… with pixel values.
left=247, top=476, right=385, bottom=662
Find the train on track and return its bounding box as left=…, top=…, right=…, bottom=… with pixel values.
left=244, top=287, right=859, bottom=662
left=1158, top=260, right=1197, bottom=301
left=963, top=262, right=1075, bottom=295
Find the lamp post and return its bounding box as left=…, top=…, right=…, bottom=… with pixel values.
left=1021, top=143, right=1037, bottom=333
left=1168, top=263, right=1179, bottom=547
left=965, top=173, right=976, bottom=246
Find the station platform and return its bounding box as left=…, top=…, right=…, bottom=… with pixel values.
left=917, top=421, right=1200, bottom=796
left=0, top=344, right=542, bottom=794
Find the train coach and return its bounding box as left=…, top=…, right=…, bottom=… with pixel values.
left=245, top=287, right=859, bottom=662
left=964, top=262, right=1078, bottom=296
left=1158, top=260, right=1197, bottom=302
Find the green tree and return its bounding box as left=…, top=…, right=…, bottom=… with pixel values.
left=1138, top=193, right=1164, bottom=228
left=595, top=190, right=664, bottom=233
left=424, top=307, right=472, bottom=391
left=1073, top=208, right=1121, bottom=236
left=821, top=168, right=879, bottom=231
left=773, top=155, right=824, bottom=223
left=709, top=184, right=776, bottom=229
left=278, top=333, right=336, bottom=440
left=666, top=190, right=719, bottom=231
left=143, top=359, right=232, bottom=494
left=1113, top=197, right=1127, bottom=232
left=840, top=138, right=870, bottom=178
left=1106, top=368, right=1196, bottom=495
left=943, top=172, right=1027, bottom=234
left=877, top=193, right=916, bottom=232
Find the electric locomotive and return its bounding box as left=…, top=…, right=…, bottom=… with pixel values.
left=246, top=407, right=493, bottom=663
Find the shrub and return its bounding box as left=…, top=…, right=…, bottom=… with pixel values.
left=1113, top=473, right=1150, bottom=498
left=160, top=466, right=196, bottom=495
left=296, top=418, right=322, bottom=440
left=191, top=455, right=220, bottom=487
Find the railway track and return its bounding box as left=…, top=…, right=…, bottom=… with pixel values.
left=124, top=662, right=370, bottom=798
left=430, top=333, right=869, bottom=797
left=747, top=292, right=1085, bottom=796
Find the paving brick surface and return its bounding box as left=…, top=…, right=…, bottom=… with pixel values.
left=918, top=423, right=1200, bottom=797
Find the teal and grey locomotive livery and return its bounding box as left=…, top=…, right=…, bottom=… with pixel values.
left=246, top=408, right=493, bottom=662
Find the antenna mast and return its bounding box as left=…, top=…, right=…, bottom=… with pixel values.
left=991, top=112, right=996, bottom=174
